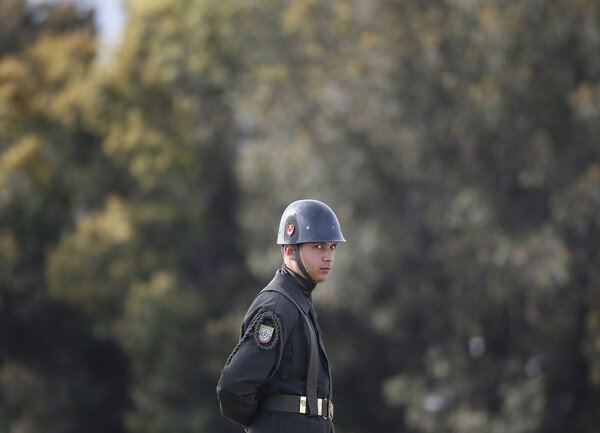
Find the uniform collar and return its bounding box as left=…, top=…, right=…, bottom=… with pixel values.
left=272, top=265, right=317, bottom=314
left=280, top=264, right=317, bottom=297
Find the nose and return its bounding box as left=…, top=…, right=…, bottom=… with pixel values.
left=323, top=248, right=334, bottom=262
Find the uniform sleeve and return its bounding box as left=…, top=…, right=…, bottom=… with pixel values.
left=216, top=307, right=288, bottom=427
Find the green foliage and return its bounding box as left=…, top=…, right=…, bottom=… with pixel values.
left=0, top=3, right=131, bottom=432
left=1, top=0, right=599, bottom=432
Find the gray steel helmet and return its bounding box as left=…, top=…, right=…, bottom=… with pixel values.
left=277, top=199, right=346, bottom=245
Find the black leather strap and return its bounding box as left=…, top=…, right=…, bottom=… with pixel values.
left=260, top=286, right=319, bottom=416
left=260, top=395, right=333, bottom=419
left=291, top=244, right=316, bottom=283
left=308, top=302, right=333, bottom=406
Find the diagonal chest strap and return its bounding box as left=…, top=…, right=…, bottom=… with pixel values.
left=308, top=302, right=333, bottom=405
left=260, top=286, right=319, bottom=416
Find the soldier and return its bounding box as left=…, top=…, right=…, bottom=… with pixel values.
left=217, top=199, right=345, bottom=432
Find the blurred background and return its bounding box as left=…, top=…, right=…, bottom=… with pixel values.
left=1, top=0, right=599, bottom=432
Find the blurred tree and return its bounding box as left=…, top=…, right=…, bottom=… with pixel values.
left=0, top=1, right=131, bottom=432
left=46, top=1, right=251, bottom=432
left=2, top=0, right=599, bottom=432
left=233, top=0, right=600, bottom=432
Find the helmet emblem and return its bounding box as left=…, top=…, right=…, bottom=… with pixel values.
left=286, top=224, right=295, bottom=236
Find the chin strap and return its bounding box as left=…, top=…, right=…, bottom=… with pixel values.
left=292, top=244, right=316, bottom=284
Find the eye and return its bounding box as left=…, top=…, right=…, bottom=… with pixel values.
left=331, top=244, right=337, bottom=250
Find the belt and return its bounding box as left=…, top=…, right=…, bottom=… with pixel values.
left=260, top=395, right=334, bottom=420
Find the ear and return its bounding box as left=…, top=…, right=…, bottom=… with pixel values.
left=283, top=245, right=296, bottom=261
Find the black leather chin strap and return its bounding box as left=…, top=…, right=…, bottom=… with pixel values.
left=292, top=244, right=316, bottom=284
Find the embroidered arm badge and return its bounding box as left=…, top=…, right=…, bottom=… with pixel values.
left=252, top=312, right=281, bottom=351
left=258, top=325, right=274, bottom=344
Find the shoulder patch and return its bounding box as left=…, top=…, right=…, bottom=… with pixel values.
left=258, top=324, right=275, bottom=344
left=252, top=311, right=281, bottom=351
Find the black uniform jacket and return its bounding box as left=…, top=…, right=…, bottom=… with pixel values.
left=217, top=265, right=334, bottom=432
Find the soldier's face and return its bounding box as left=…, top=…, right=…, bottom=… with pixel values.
left=298, top=242, right=337, bottom=283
